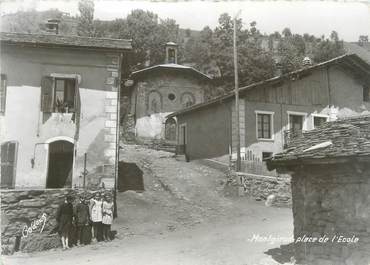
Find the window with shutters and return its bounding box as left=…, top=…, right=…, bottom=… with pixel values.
left=1, top=141, right=18, bottom=188
left=256, top=111, right=274, bottom=140
left=0, top=74, right=6, bottom=115
left=41, top=75, right=79, bottom=114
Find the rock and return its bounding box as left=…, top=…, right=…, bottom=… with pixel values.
left=18, top=199, right=47, bottom=208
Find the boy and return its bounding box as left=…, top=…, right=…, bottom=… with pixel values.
left=74, top=195, right=90, bottom=245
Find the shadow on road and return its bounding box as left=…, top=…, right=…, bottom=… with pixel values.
left=118, top=161, right=144, bottom=192
left=264, top=243, right=296, bottom=264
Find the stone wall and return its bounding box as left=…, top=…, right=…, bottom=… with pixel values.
left=1, top=188, right=113, bottom=255
left=291, top=163, right=370, bottom=265
left=230, top=172, right=291, bottom=207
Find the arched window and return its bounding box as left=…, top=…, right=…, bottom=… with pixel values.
left=147, top=91, right=162, bottom=114
left=181, top=92, right=195, bottom=108
left=165, top=118, right=177, bottom=141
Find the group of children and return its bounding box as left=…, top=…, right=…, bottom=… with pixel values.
left=55, top=192, right=114, bottom=250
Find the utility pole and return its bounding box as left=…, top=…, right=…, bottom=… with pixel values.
left=233, top=10, right=241, bottom=172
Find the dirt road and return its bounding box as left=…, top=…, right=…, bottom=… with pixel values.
left=2, top=145, right=294, bottom=265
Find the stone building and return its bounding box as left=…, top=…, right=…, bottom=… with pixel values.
left=0, top=32, right=132, bottom=189
left=267, top=115, right=370, bottom=265
left=124, top=42, right=212, bottom=143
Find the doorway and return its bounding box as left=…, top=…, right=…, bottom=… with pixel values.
left=46, top=140, right=74, bottom=188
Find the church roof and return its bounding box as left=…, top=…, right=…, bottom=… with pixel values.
left=131, top=63, right=211, bottom=81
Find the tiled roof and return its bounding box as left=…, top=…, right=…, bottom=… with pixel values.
left=131, top=63, right=211, bottom=80
left=0, top=32, right=132, bottom=51
left=344, top=42, right=370, bottom=64
left=269, top=115, right=370, bottom=166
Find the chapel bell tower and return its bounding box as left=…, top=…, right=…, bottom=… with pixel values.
left=165, top=42, right=178, bottom=64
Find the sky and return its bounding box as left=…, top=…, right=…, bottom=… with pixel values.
left=1, top=0, right=370, bottom=41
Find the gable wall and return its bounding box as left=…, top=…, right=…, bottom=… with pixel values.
left=131, top=71, right=207, bottom=139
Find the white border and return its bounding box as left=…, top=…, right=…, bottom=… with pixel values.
left=255, top=110, right=274, bottom=141
left=50, top=73, right=82, bottom=84
left=287, top=111, right=308, bottom=130
left=311, top=113, right=329, bottom=129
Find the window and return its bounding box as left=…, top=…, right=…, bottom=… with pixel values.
left=168, top=48, right=176, bottom=63
left=0, top=74, right=6, bottom=114
left=168, top=93, right=176, bottom=101
left=256, top=111, right=274, bottom=140
left=55, top=79, right=76, bottom=112
left=41, top=75, right=79, bottom=114
left=1, top=141, right=18, bottom=188
left=165, top=117, right=177, bottom=141
left=313, top=116, right=328, bottom=128
left=262, top=152, right=273, bottom=161
left=363, top=86, right=370, bottom=102
left=181, top=92, right=195, bottom=108
left=289, top=114, right=304, bottom=132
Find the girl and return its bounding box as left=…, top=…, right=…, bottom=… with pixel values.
left=89, top=192, right=103, bottom=242
left=102, top=194, right=114, bottom=241
left=56, top=195, right=74, bottom=250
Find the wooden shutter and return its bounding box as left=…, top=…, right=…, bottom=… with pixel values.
left=0, top=74, right=6, bottom=114
left=41, top=76, right=54, bottom=112
left=1, top=142, right=17, bottom=188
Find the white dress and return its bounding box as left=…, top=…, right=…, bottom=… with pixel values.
left=102, top=201, right=114, bottom=225
left=90, top=199, right=103, bottom=222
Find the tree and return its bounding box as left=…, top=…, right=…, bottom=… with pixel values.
left=115, top=10, right=181, bottom=69
left=207, top=14, right=275, bottom=89
left=312, top=31, right=345, bottom=63
left=77, top=0, right=95, bottom=37
left=282, top=28, right=292, bottom=38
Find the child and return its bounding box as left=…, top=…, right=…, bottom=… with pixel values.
left=89, top=192, right=103, bottom=242
left=56, top=195, right=74, bottom=250
left=74, top=195, right=90, bottom=245
left=102, top=194, right=114, bottom=241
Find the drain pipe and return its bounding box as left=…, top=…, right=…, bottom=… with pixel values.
left=113, top=52, right=123, bottom=218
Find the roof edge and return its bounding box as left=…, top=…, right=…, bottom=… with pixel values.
left=131, top=64, right=211, bottom=80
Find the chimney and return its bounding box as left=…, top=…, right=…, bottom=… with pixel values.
left=302, top=56, right=312, bottom=67
left=45, top=19, right=61, bottom=34
left=165, top=42, right=178, bottom=64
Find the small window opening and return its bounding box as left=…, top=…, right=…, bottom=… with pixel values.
left=363, top=86, right=370, bottom=102
left=262, top=152, right=273, bottom=161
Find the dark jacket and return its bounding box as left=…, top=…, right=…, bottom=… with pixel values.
left=56, top=202, right=73, bottom=223
left=74, top=202, right=90, bottom=225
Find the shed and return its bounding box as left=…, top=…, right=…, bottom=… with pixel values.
left=267, top=115, right=370, bottom=265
